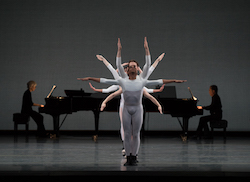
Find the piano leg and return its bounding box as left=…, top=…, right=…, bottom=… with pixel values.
left=181, top=117, right=190, bottom=141
left=92, top=110, right=100, bottom=142
left=52, top=114, right=60, bottom=137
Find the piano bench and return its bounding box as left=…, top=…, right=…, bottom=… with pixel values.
left=210, top=120, right=228, bottom=139
left=13, top=113, right=30, bottom=135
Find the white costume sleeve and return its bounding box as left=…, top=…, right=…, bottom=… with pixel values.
left=107, top=64, right=120, bottom=80
left=145, top=66, right=155, bottom=80
left=116, top=57, right=127, bottom=78
left=140, top=55, right=151, bottom=79
left=143, top=87, right=154, bottom=93
left=100, top=78, right=119, bottom=85
left=102, top=85, right=120, bottom=93
left=145, top=79, right=163, bottom=86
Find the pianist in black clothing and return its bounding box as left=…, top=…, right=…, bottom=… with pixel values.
left=21, top=80, right=47, bottom=137
left=195, top=85, right=222, bottom=139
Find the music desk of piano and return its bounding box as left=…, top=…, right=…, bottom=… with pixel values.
left=39, top=86, right=203, bottom=141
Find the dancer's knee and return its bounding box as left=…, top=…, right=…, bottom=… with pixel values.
left=133, top=132, right=140, bottom=140
left=124, top=131, right=131, bottom=139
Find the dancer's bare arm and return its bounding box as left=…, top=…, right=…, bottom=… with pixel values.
left=116, top=38, right=127, bottom=78
left=153, top=84, right=165, bottom=93
left=78, top=77, right=119, bottom=86
left=77, top=77, right=100, bottom=82
left=96, top=55, right=120, bottom=80
left=162, top=79, right=187, bottom=84
left=144, top=37, right=150, bottom=56
left=144, top=53, right=165, bottom=80
left=145, top=79, right=187, bottom=87
left=100, top=87, right=123, bottom=111
left=141, top=37, right=151, bottom=78
left=152, top=53, right=165, bottom=68
left=116, top=38, right=122, bottom=58
left=89, top=83, right=119, bottom=93
left=143, top=89, right=162, bottom=114
left=96, top=55, right=109, bottom=67
left=89, top=83, right=102, bottom=92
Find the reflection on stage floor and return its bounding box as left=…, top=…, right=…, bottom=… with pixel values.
left=0, top=135, right=250, bottom=179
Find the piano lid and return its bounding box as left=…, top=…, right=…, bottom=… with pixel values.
left=64, top=89, right=91, bottom=97
left=188, top=87, right=198, bottom=100
left=46, top=85, right=57, bottom=98
left=152, top=86, right=177, bottom=99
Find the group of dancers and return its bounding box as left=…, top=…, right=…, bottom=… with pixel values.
left=77, top=37, right=186, bottom=166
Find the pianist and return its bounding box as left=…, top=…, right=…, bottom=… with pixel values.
left=194, top=85, right=222, bottom=139
left=21, top=81, right=48, bottom=137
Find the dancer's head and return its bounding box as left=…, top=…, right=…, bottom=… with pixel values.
left=127, top=60, right=139, bottom=76
left=123, top=65, right=128, bottom=73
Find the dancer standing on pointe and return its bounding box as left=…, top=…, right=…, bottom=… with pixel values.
left=78, top=37, right=187, bottom=165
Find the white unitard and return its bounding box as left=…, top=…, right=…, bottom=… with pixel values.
left=102, top=84, right=154, bottom=142
left=102, top=63, right=155, bottom=142
left=100, top=55, right=163, bottom=156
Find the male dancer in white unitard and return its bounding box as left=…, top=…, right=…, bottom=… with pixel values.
left=90, top=40, right=165, bottom=156
left=89, top=63, right=165, bottom=156
left=77, top=37, right=187, bottom=165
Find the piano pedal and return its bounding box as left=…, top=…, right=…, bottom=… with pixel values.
left=92, top=135, right=98, bottom=142
left=180, top=134, right=187, bottom=142
left=50, top=134, right=57, bottom=139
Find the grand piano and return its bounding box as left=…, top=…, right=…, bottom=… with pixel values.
left=39, top=86, right=203, bottom=140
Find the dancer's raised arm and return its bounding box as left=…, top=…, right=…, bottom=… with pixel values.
left=96, top=55, right=120, bottom=80
left=144, top=37, right=150, bottom=56
left=100, top=87, right=123, bottom=111
left=116, top=38, right=127, bottom=78
left=116, top=38, right=122, bottom=58
left=145, top=53, right=165, bottom=80
left=141, top=37, right=151, bottom=79
left=152, top=53, right=165, bottom=68
left=143, top=89, right=162, bottom=114
left=96, top=55, right=109, bottom=67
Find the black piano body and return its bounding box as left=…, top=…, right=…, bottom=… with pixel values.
left=143, top=95, right=203, bottom=140
left=39, top=91, right=120, bottom=136
left=39, top=86, right=203, bottom=139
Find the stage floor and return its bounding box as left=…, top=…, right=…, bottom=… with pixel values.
left=0, top=135, right=250, bottom=179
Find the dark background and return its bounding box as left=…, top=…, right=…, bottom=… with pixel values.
left=0, top=0, right=249, bottom=131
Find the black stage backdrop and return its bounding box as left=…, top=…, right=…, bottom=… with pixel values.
left=0, top=0, right=249, bottom=131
